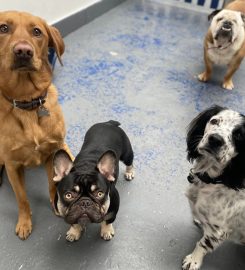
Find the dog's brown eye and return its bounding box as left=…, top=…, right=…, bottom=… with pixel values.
left=217, top=17, right=223, bottom=22
left=0, top=24, right=8, bottom=33
left=210, top=119, right=219, bottom=125
left=33, top=27, right=42, bottom=37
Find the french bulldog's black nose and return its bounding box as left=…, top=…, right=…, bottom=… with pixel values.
left=222, top=21, right=232, bottom=30
left=208, top=134, right=224, bottom=149
left=80, top=198, right=93, bottom=208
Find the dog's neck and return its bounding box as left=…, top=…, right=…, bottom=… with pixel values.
left=192, top=155, right=225, bottom=178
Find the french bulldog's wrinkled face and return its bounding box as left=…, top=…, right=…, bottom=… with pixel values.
left=57, top=172, right=110, bottom=225
left=210, top=10, right=245, bottom=47
left=53, top=150, right=116, bottom=226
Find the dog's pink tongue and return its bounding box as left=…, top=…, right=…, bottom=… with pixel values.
left=78, top=215, right=90, bottom=226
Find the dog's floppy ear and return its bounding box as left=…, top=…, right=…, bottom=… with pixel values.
left=187, top=105, right=225, bottom=162
left=208, top=9, right=222, bottom=21
left=45, top=25, right=65, bottom=66
left=97, top=151, right=116, bottom=181
left=53, top=149, right=73, bottom=182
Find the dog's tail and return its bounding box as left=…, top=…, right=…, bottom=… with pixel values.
left=108, top=120, right=121, bottom=126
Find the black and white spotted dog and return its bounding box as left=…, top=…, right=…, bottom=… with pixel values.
left=182, top=105, right=245, bottom=270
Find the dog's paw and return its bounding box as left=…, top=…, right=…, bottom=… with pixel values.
left=66, top=225, right=84, bottom=242
left=198, top=72, right=209, bottom=82
left=100, top=222, right=115, bottom=241
left=222, top=79, right=234, bottom=90
left=15, top=219, right=32, bottom=240
left=182, top=254, right=202, bottom=270
left=124, top=165, right=135, bottom=181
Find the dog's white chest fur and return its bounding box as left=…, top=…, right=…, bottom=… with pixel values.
left=207, top=45, right=236, bottom=65
left=186, top=182, right=245, bottom=244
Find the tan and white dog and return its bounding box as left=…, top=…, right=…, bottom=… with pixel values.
left=198, top=0, right=245, bottom=90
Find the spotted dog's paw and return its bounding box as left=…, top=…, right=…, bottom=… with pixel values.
left=182, top=254, right=202, bottom=270
left=66, top=225, right=84, bottom=242
left=100, top=222, right=115, bottom=241
left=124, top=165, right=135, bottom=181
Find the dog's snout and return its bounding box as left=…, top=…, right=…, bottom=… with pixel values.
left=208, top=134, right=224, bottom=148
left=80, top=198, right=93, bottom=208
left=13, top=42, right=33, bottom=59
left=222, top=20, right=232, bottom=30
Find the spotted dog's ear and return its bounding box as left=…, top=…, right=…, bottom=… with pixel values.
left=186, top=105, right=225, bottom=162
left=97, top=151, right=116, bottom=181
left=208, top=9, right=222, bottom=21
left=53, top=149, right=73, bottom=182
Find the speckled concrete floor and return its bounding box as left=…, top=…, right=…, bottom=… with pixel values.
left=1, top=1, right=245, bottom=269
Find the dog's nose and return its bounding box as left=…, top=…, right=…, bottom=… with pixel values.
left=222, top=21, right=232, bottom=30
left=13, top=42, right=33, bottom=59
left=208, top=134, right=224, bottom=148
left=80, top=199, right=93, bottom=208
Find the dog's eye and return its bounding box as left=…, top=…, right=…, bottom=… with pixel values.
left=0, top=24, right=9, bottom=33
left=33, top=27, right=42, bottom=37
left=64, top=192, right=73, bottom=200
left=217, top=17, right=223, bottom=22
left=97, top=191, right=104, bottom=198
left=210, top=118, right=219, bottom=125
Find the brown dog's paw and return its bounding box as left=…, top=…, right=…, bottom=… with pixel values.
left=223, top=79, right=234, bottom=90
left=198, top=72, right=209, bottom=82
left=15, top=219, right=32, bottom=240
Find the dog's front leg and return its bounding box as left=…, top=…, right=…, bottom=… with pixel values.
left=5, top=163, right=32, bottom=240
left=182, top=230, right=229, bottom=270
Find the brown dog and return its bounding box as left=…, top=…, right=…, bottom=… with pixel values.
left=198, top=0, right=245, bottom=90
left=0, top=11, right=72, bottom=240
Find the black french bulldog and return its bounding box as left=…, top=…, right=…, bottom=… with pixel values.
left=53, top=120, right=134, bottom=241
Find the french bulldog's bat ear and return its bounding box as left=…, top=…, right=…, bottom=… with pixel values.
left=97, top=151, right=116, bottom=181
left=208, top=9, right=222, bottom=21
left=53, top=149, right=73, bottom=182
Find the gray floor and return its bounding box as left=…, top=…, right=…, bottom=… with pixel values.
left=1, top=0, right=245, bottom=269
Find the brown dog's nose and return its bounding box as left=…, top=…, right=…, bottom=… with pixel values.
left=13, top=42, right=33, bottom=59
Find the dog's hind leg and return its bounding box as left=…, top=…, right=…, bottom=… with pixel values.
left=182, top=229, right=229, bottom=270
left=0, top=165, right=4, bottom=186
left=121, top=142, right=135, bottom=181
